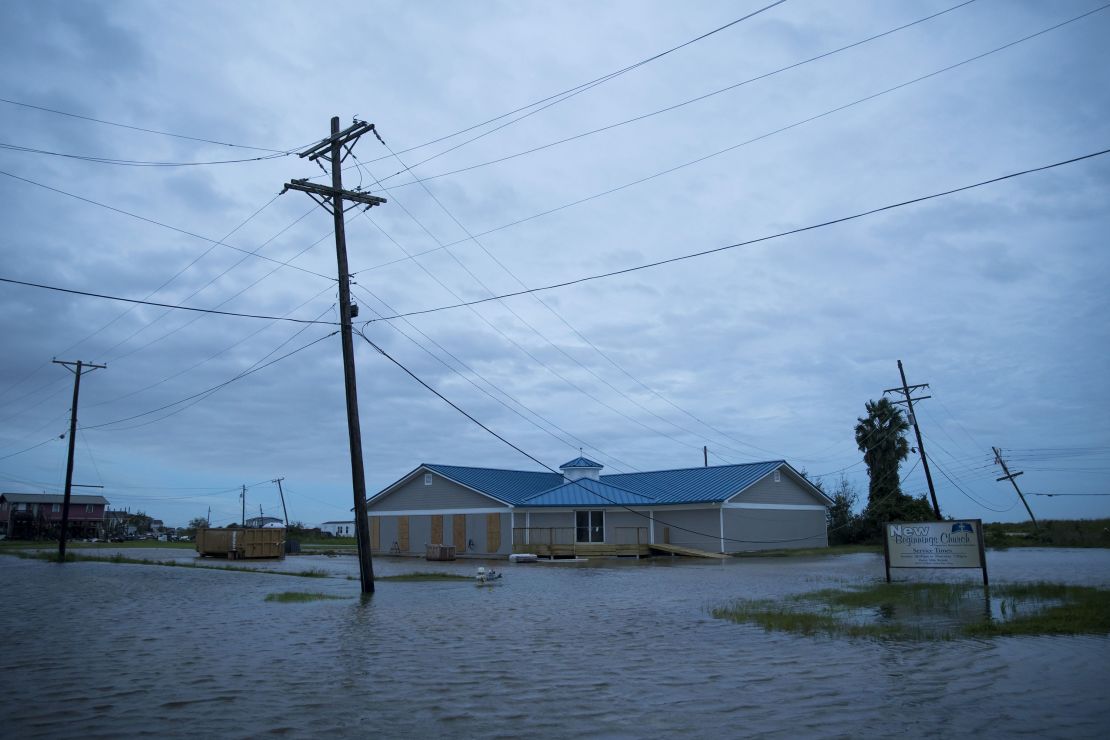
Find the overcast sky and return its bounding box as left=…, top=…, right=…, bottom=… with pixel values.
left=1, top=0, right=1107, bottom=529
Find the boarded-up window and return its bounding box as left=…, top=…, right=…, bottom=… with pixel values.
left=370, top=517, right=380, bottom=551
left=486, top=513, right=501, bottom=553
left=453, top=514, right=466, bottom=551
left=398, top=516, right=409, bottom=552
left=430, top=515, right=443, bottom=544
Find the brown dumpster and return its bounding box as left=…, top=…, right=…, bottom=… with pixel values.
left=196, top=527, right=285, bottom=559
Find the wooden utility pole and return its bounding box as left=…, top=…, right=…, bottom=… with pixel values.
left=993, top=446, right=1038, bottom=528
left=240, top=485, right=246, bottom=527
left=284, top=117, right=386, bottom=594
left=883, top=360, right=941, bottom=519
left=52, top=359, right=105, bottom=562
left=273, top=477, right=289, bottom=528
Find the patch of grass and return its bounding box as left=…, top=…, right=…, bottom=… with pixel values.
left=265, top=591, right=351, bottom=603
left=983, top=518, right=1110, bottom=549
left=731, top=544, right=880, bottom=559
left=712, top=581, right=1110, bottom=640
left=376, top=572, right=472, bottom=582
left=0, top=548, right=339, bottom=579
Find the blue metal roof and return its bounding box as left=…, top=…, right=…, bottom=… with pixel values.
left=422, top=464, right=562, bottom=506
left=559, top=456, right=603, bottom=469
left=601, top=461, right=786, bottom=504
left=521, top=478, right=655, bottom=507
left=406, top=461, right=800, bottom=507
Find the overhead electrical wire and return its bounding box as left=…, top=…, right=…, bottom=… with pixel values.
left=0, top=169, right=335, bottom=280
left=0, top=140, right=293, bottom=167
left=82, top=330, right=337, bottom=431
left=356, top=3, right=1110, bottom=274
left=363, top=146, right=1110, bottom=323
left=0, top=96, right=297, bottom=153
left=348, top=0, right=788, bottom=172
left=0, top=276, right=341, bottom=326
left=370, top=0, right=979, bottom=189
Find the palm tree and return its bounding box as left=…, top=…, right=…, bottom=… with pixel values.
left=855, top=398, right=910, bottom=509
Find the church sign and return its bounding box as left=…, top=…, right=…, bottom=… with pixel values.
left=883, top=519, right=988, bottom=584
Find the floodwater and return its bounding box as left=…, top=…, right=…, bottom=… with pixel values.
left=2, top=548, right=1108, bottom=739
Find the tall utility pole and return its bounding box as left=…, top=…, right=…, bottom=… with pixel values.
left=284, top=117, right=386, bottom=594
left=883, top=360, right=941, bottom=520
left=240, top=485, right=246, bottom=527
left=273, top=477, right=289, bottom=528
left=993, top=446, right=1038, bottom=528
left=52, top=359, right=105, bottom=562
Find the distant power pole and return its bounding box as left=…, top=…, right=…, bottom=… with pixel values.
left=993, top=446, right=1038, bottom=528
left=206, top=506, right=211, bottom=526
left=283, top=117, right=387, bottom=595
left=703, top=446, right=708, bottom=468
left=240, top=485, right=246, bottom=527
left=272, top=477, right=289, bottom=528
left=52, top=359, right=106, bottom=562
left=883, top=360, right=941, bottom=520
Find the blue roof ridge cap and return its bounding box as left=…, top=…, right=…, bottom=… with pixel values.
left=520, top=476, right=656, bottom=503
left=601, top=460, right=784, bottom=478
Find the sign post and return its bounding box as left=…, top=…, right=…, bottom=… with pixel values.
left=883, top=519, right=988, bottom=585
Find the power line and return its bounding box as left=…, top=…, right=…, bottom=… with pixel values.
left=0, top=96, right=295, bottom=153
left=0, top=276, right=341, bottom=326
left=361, top=146, right=756, bottom=462
left=356, top=4, right=1109, bottom=274
left=372, top=0, right=979, bottom=189
left=0, top=169, right=335, bottom=280
left=0, top=140, right=293, bottom=167
left=349, top=1, right=787, bottom=172
left=364, top=146, right=1110, bottom=323
left=82, top=330, right=337, bottom=431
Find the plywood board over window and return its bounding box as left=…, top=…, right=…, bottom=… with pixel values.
left=370, top=517, right=380, bottom=550
left=486, top=513, right=501, bottom=553
left=398, top=516, right=410, bottom=552
left=430, top=515, right=443, bottom=544
left=453, top=514, right=466, bottom=552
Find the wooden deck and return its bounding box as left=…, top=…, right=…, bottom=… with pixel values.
left=512, top=542, right=651, bottom=558
left=648, top=543, right=728, bottom=559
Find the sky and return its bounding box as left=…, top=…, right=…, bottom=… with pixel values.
left=1, top=0, right=1107, bottom=529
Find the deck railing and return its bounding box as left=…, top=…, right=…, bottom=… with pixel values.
left=512, top=527, right=650, bottom=555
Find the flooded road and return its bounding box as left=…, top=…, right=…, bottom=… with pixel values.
left=2, top=548, right=1108, bottom=738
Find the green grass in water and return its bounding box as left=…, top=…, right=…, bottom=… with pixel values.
left=712, top=581, right=1110, bottom=640
left=265, top=592, right=350, bottom=603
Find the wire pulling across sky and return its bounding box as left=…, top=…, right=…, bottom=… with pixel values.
left=0, top=140, right=293, bottom=167
left=0, top=277, right=341, bottom=326
left=364, top=146, right=1110, bottom=323
left=349, top=1, right=787, bottom=170
left=356, top=3, right=1110, bottom=274
left=0, top=169, right=335, bottom=280
left=0, top=96, right=295, bottom=154
left=83, top=330, right=339, bottom=431
left=372, top=0, right=979, bottom=189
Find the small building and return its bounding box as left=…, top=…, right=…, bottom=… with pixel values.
left=320, top=520, right=355, bottom=537
left=365, top=458, right=831, bottom=558
left=0, top=492, right=109, bottom=539
left=244, top=515, right=283, bottom=529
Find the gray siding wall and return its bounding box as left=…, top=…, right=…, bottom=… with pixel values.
left=650, top=508, right=722, bottom=552
left=368, top=472, right=508, bottom=512
left=606, top=510, right=650, bottom=544
left=731, top=469, right=825, bottom=506
left=723, top=508, right=827, bottom=552
left=370, top=512, right=512, bottom=556
left=524, top=511, right=572, bottom=529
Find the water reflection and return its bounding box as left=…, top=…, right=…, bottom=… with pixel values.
left=0, top=549, right=1107, bottom=738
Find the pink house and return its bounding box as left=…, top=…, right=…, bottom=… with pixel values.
left=0, top=493, right=109, bottom=539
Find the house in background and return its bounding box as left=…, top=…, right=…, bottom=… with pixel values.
left=319, top=520, right=355, bottom=537
left=365, top=458, right=831, bottom=558
left=0, top=493, right=109, bottom=539
left=244, top=515, right=284, bottom=529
